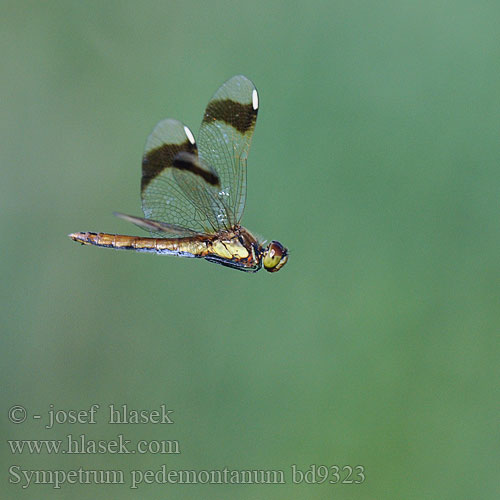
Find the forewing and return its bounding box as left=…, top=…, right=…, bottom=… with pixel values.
left=141, top=118, right=223, bottom=236
left=198, top=75, right=259, bottom=225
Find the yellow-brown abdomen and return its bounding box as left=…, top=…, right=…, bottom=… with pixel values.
left=68, top=232, right=207, bottom=257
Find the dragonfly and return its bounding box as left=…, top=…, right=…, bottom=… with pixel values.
left=69, top=75, right=288, bottom=273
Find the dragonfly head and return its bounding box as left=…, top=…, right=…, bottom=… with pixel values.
left=262, top=241, right=288, bottom=273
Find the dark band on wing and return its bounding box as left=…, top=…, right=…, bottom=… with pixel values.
left=202, top=99, right=257, bottom=134
left=172, top=151, right=220, bottom=186
left=141, top=140, right=197, bottom=192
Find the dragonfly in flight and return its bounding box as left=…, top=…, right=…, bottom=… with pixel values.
left=69, top=75, right=288, bottom=272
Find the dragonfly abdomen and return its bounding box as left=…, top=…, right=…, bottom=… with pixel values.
left=68, top=232, right=202, bottom=257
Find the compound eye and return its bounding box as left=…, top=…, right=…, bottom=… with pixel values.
left=263, top=241, right=288, bottom=272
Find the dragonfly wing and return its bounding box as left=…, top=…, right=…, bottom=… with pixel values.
left=113, top=212, right=200, bottom=237
left=198, top=75, right=259, bottom=225
left=141, top=118, right=224, bottom=235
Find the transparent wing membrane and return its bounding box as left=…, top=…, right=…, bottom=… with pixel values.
left=113, top=212, right=199, bottom=237
left=140, top=118, right=221, bottom=235
left=198, top=75, right=259, bottom=224
left=137, top=76, right=259, bottom=236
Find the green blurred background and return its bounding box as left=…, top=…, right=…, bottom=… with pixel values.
left=2, top=1, right=499, bottom=498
